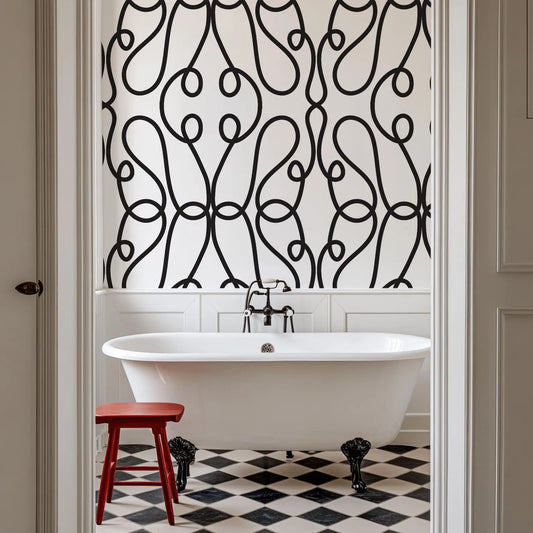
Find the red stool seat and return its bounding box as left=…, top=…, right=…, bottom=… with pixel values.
left=95, top=402, right=185, bottom=526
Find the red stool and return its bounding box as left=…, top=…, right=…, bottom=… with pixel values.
left=95, top=402, right=185, bottom=525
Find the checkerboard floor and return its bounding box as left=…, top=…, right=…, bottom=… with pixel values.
left=95, top=445, right=430, bottom=532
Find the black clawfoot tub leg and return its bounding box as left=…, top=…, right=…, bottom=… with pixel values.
left=168, top=436, right=198, bottom=491
left=341, top=437, right=371, bottom=493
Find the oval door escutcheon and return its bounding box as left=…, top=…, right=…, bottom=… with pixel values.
left=15, top=280, right=43, bottom=296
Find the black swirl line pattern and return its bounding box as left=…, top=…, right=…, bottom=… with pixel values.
left=101, top=0, right=431, bottom=289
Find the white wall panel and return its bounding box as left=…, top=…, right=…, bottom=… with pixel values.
left=201, top=291, right=330, bottom=333
left=97, top=289, right=429, bottom=446
left=332, top=290, right=430, bottom=443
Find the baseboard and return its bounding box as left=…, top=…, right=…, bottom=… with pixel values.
left=95, top=428, right=108, bottom=456
left=116, top=415, right=431, bottom=449
left=393, top=413, right=430, bottom=447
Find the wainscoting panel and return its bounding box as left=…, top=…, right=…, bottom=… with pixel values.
left=330, top=290, right=430, bottom=444
left=330, top=291, right=430, bottom=334
left=96, top=289, right=430, bottom=446
left=201, top=291, right=330, bottom=332
left=105, top=291, right=201, bottom=334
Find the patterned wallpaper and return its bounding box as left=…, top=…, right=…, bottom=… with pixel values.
left=100, top=0, right=431, bottom=289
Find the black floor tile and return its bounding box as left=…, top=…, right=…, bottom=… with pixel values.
left=244, top=471, right=288, bottom=486
left=407, top=487, right=431, bottom=502
left=298, top=487, right=342, bottom=504
left=241, top=507, right=290, bottom=526
left=350, top=471, right=386, bottom=485
left=119, top=444, right=155, bottom=454
left=187, top=487, right=234, bottom=504
left=352, top=488, right=395, bottom=504
left=398, top=471, right=431, bottom=485
left=242, top=487, right=287, bottom=504
left=116, top=455, right=146, bottom=467
left=246, top=456, right=285, bottom=470
left=299, top=507, right=350, bottom=526
left=141, top=471, right=162, bottom=482
left=419, top=509, right=431, bottom=521
left=94, top=488, right=127, bottom=503
left=96, top=445, right=431, bottom=531
left=358, top=507, right=408, bottom=526
left=196, top=470, right=239, bottom=485
left=181, top=507, right=233, bottom=526
left=295, top=471, right=336, bottom=485
left=123, top=507, right=169, bottom=525
left=294, top=456, right=334, bottom=469
left=380, top=445, right=416, bottom=455
left=101, top=510, right=116, bottom=522
left=199, top=456, right=238, bottom=469
left=134, top=488, right=166, bottom=505
left=388, top=456, right=426, bottom=470
left=112, top=470, right=137, bottom=482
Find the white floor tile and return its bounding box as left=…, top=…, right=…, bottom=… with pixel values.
left=329, top=516, right=389, bottom=532
left=268, top=478, right=317, bottom=495
left=404, top=447, right=431, bottom=462
left=204, top=516, right=264, bottom=532
left=371, top=478, right=421, bottom=496
left=96, top=445, right=431, bottom=533
left=323, top=495, right=377, bottom=516
left=379, top=495, right=430, bottom=516
left=267, top=495, right=319, bottom=515
left=364, top=462, right=410, bottom=478
left=210, top=495, right=264, bottom=515
left=392, top=516, right=431, bottom=533
left=267, top=516, right=325, bottom=533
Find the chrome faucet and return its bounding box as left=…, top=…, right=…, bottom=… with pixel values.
left=242, top=279, right=295, bottom=333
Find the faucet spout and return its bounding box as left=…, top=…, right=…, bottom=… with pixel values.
left=242, top=279, right=294, bottom=332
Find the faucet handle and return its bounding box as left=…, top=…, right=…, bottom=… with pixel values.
left=282, top=305, right=294, bottom=317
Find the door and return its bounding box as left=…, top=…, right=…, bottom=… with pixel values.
left=471, top=1, right=533, bottom=531
left=0, top=1, right=37, bottom=531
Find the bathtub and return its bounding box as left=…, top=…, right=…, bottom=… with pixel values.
left=102, top=332, right=429, bottom=451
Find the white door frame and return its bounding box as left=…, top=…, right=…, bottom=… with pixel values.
left=36, top=1, right=474, bottom=531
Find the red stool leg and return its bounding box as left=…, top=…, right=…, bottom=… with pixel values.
left=96, top=426, right=117, bottom=525
left=161, top=426, right=179, bottom=503
left=153, top=426, right=175, bottom=525
left=106, top=426, right=121, bottom=502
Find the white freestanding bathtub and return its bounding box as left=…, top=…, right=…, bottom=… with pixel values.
left=102, top=332, right=429, bottom=451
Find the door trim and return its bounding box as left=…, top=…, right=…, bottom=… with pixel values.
left=77, top=0, right=96, bottom=530
left=36, top=2, right=58, bottom=532
left=40, top=0, right=475, bottom=531
left=431, top=1, right=473, bottom=532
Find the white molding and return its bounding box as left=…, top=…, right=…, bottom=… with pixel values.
left=331, top=292, right=430, bottom=334
left=96, top=288, right=431, bottom=295
left=200, top=292, right=330, bottom=332
left=36, top=2, right=58, bottom=532
left=77, top=0, right=96, bottom=531
left=393, top=413, right=431, bottom=447
left=105, top=291, right=201, bottom=333
left=432, top=1, right=472, bottom=532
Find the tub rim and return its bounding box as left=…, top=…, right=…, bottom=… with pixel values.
left=102, top=331, right=430, bottom=363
